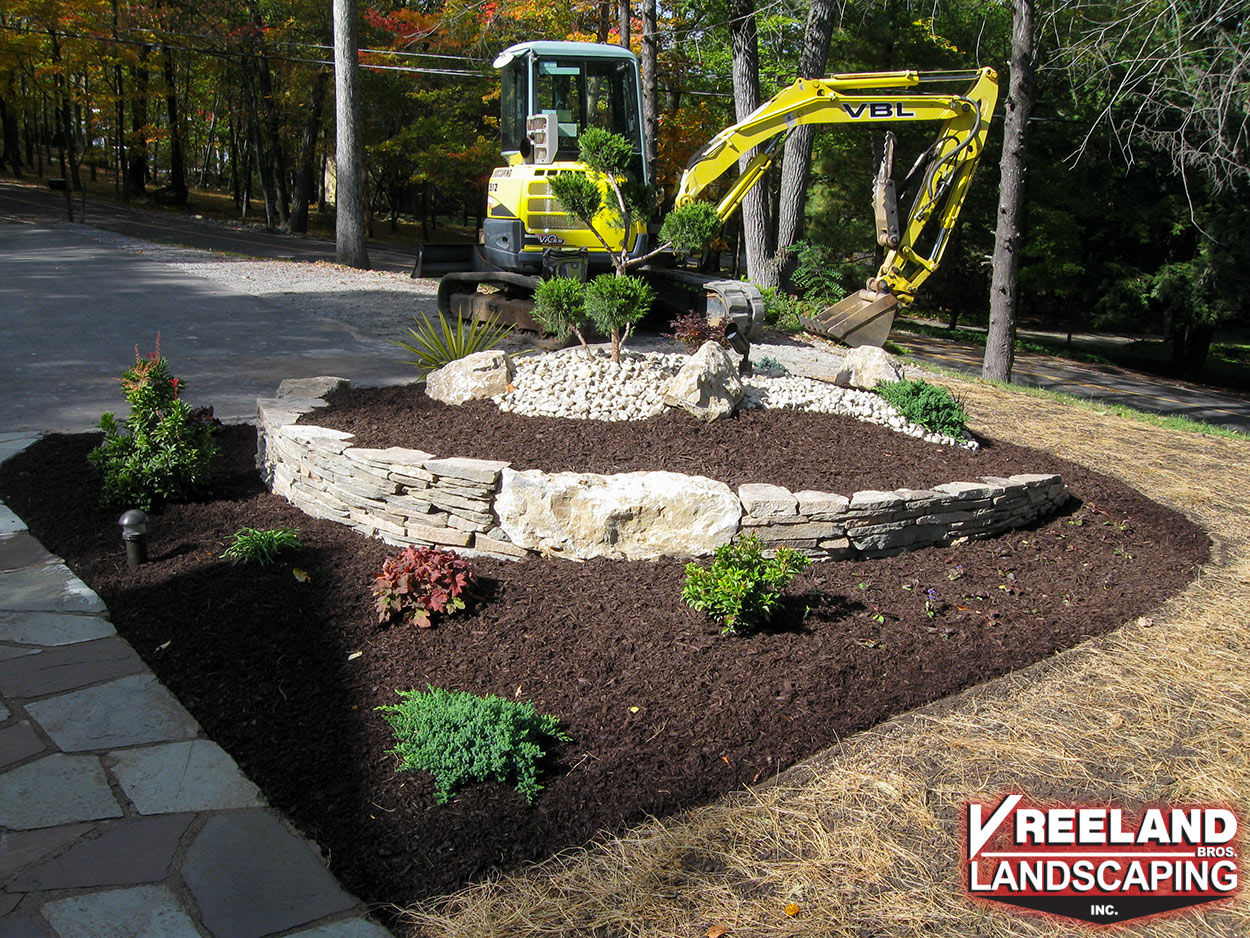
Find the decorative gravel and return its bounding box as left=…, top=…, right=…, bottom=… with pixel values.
left=494, top=348, right=977, bottom=448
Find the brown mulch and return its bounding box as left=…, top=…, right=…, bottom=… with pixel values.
left=309, top=383, right=1068, bottom=494
left=0, top=403, right=1209, bottom=916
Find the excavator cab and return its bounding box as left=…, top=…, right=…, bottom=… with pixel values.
left=485, top=42, right=649, bottom=273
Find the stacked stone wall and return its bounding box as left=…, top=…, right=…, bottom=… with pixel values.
left=257, top=379, right=1069, bottom=563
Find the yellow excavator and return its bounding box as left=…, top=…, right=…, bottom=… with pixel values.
left=435, top=40, right=998, bottom=352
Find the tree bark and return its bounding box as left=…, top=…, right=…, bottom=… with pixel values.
left=0, top=96, right=21, bottom=176
left=333, top=0, right=370, bottom=269
left=640, top=0, right=658, bottom=185
left=127, top=48, right=150, bottom=196
left=161, top=47, right=188, bottom=205
left=726, top=0, right=776, bottom=287
left=287, top=69, right=329, bottom=234
left=984, top=0, right=1036, bottom=383
left=618, top=0, right=631, bottom=48
left=775, top=0, right=838, bottom=285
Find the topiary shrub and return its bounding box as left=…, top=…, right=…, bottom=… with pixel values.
left=372, top=546, right=475, bottom=628
left=874, top=379, right=968, bottom=437
left=378, top=686, right=570, bottom=804
left=681, top=534, right=812, bottom=635
left=88, top=339, right=217, bottom=511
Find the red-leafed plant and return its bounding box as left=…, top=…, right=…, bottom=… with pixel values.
left=372, top=546, right=475, bottom=628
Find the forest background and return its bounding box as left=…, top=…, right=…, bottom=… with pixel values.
left=0, top=0, right=1246, bottom=381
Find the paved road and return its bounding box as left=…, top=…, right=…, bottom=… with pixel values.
left=0, top=222, right=414, bottom=433
left=0, top=179, right=419, bottom=274
left=5, top=177, right=1248, bottom=434
left=893, top=331, right=1250, bottom=434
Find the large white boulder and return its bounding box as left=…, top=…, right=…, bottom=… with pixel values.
left=425, top=350, right=515, bottom=405
left=832, top=346, right=903, bottom=390
left=662, top=341, right=744, bottom=422
left=495, top=468, right=742, bottom=560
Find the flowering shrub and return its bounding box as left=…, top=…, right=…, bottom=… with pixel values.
left=372, top=546, right=475, bottom=628
left=88, top=339, right=217, bottom=511
left=379, top=685, right=569, bottom=804
left=681, top=534, right=812, bottom=635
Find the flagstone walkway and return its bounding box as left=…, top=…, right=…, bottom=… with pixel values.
left=0, top=433, right=394, bottom=938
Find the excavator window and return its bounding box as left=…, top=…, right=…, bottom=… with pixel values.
left=531, top=57, right=642, bottom=163
left=500, top=62, right=528, bottom=155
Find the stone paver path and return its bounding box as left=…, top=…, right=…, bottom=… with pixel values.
left=0, top=434, right=393, bottom=938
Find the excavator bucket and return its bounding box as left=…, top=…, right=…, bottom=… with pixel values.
left=799, top=289, right=899, bottom=348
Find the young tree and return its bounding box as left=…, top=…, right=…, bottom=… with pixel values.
left=333, top=0, right=370, bottom=269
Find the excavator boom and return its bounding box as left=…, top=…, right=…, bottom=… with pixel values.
left=674, top=67, right=999, bottom=346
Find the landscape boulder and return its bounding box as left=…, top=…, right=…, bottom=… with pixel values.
left=425, top=350, right=515, bottom=405
left=495, top=468, right=742, bottom=560
left=662, top=340, right=744, bottom=422
left=832, top=346, right=904, bottom=390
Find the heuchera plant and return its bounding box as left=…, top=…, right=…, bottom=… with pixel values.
left=372, top=546, right=475, bottom=628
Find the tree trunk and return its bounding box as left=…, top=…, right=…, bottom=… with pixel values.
left=775, top=0, right=838, bottom=285
left=984, top=0, right=1036, bottom=383
left=287, top=70, right=329, bottom=234
left=333, top=0, right=370, bottom=269
left=641, top=0, right=658, bottom=184
left=726, top=0, right=776, bottom=288
left=0, top=96, right=21, bottom=176
left=161, top=47, right=188, bottom=205
left=127, top=49, right=150, bottom=196
left=247, top=2, right=291, bottom=226
left=597, top=1, right=610, bottom=44
left=49, top=30, right=76, bottom=221
left=618, top=0, right=631, bottom=48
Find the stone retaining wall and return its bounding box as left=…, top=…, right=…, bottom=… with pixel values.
left=257, top=378, right=1070, bottom=563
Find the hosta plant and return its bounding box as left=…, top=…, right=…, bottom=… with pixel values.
left=88, top=339, right=217, bottom=511
left=379, top=685, right=570, bottom=804
left=221, top=527, right=302, bottom=566
left=372, top=546, right=474, bottom=628
left=682, top=534, right=812, bottom=635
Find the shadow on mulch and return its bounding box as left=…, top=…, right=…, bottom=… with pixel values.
left=0, top=415, right=1209, bottom=913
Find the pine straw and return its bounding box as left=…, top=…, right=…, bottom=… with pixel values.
left=397, top=376, right=1250, bottom=938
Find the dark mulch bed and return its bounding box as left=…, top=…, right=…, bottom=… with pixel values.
left=0, top=404, right=1208, bottom=915
left=310, top=383, right=1053, bottom=493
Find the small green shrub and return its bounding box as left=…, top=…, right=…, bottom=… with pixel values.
left=658, top=201, right=721, bottom=258
left=88, top=340, right=217, bottom=511
left=390, top=311, right=512, bottom=377
left=585, top=273, right=654, bottom=361
left=372, top=546, right=475, bottom=628
left=681, top=534, right=812, bottom=635
left=222, top=527, right=302, bottom=565
left=379, top=686, right=570, bottom=804
left=875, top=379, right=968, bottom=437
left=533, top=276, right=590, bottom=352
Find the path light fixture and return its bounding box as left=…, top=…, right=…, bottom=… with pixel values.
left=118, top=509, right=149, bottom=567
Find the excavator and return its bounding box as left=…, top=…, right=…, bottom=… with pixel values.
left=434, top=39, right=998, bottom=354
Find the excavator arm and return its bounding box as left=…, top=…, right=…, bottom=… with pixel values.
left=673, top=68, right=999, bottom=347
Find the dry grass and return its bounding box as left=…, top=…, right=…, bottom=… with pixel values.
left=397, top=375, right=1250, bottom=938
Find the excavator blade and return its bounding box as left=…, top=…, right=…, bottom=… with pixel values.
left=799, top=289, right=899, bottom=348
